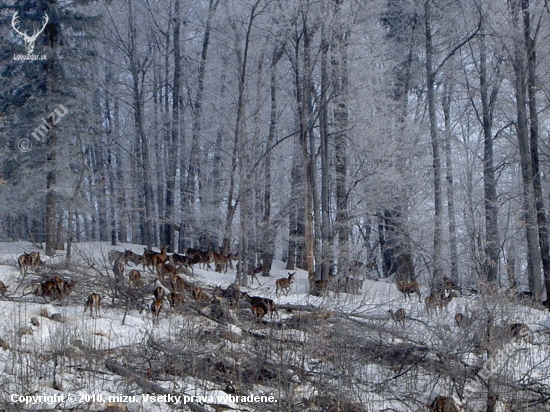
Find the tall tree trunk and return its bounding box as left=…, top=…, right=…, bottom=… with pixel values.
left=114, top=97, right=128, bottom=242
left=478, top=17, right=500, bottom=284
left=164, top=0, right=182, bottom=252
left=104, top=68, right=117, bottom=246
left=286, top=36, right=304, bottom=272
left=129, top=47, right=152, bottom=247
left=44, top=2, right=61, bottom=256
left=184, top=0, right=220, bottom=250
left=425, top=0, right=443, bottom=280
left=253, top=52, right=265, bottom=270
left=227, top=0, right=259, bottom=283
left=442, top=79, right=459, bottom=283
left=286, top=139, right=302, bottom=271
left=320, top=28, right=331, bottom=281
left=301, top=15, right=315, bottom=277
left=511, top=0, right=542, bottom=295
left=522, top=0, right=550, bottom=299
left=260, top=50, right=281, bottom=278
left=203, top=54, right=227, bottom=254
left=332, top=0, right=349, bottom=273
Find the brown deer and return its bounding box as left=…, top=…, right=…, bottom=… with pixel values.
left=151, top=246, right=168, bottom=270
left=159, top=263, right=187, bottom=279
left=226, top=253, right=238, bottom=270
left=151, top=300, right=163, bottom=319
left=247, top=265, right=263, bottom=285
left=210, top=251, right=228, bottom=273
left=18, top=252, right=44, bottom=275
left=192, top=286, right=210, bottom=303
left=427, top=395, right=459, bottom=412
left=242, top=292, right=278, bottom=319
left=170, top=253, right=191, bottom=270
left=153, top=286, right=165, bottom=302
left=510, top=323, right=530, bottom=342
left=141, top=299, right=163, bottom=323
left=200, top=250, right=214, bottom=270
left=84, top=293, right=101, bottom=318
left=0, top=281, right=8, bottom=296
left=52, top=276, right=66, bottom=298
left=113, top=260, right=125, bottom=279
left=251, top=302, right=268, bottom=322
left=170, top=274, right=192, bottom=293
left=29, top=251, right=43, bottom=268
left=311, top=279, right=330, bottom=296
left=388, top=308, right=406, bottom=325
left=276, top=272, right=295, bottom=297
left=108, top=250, right=125, bottom=264
left=454, top=312, right=467, bottom=327
left=214, top=283, right=241, bottom=308
left=442, top=276, right=460, bottom=294
left=142, top=248, right=156, bottom=270
left=395, top=280, right=421, bottom=302
left=35, top=256, right=46, bottom=270
left=168, top=292, right=185, bottom=309
left=184, top=247, right=201, bottom=259
left=51, top=276, right=76, bottom=301
left=155, top=262, right=165, bottom=279
left=425, top=293, right=442, bottom=315
left=124, top=250, right=143, bottom=266
left=18, top=253, right=30, bottom=275
left=129, top=269, right=141, bottom=287
left=34, top=280, right=57, bottom=302
left=438, top=292, right=458, bottom=310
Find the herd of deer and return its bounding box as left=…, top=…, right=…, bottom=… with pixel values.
left=390, top=276, right=532, bottom=346
left=17, top=251, right=46, bottom=275
left=308, top=273, right=364, bottom=296
left=6, top=249, right=536, bottom=411
left=391, top=277, right=460, bottom=321
left=105, top=248, right=297, bottom=324
left=33, top=275, right=76, bottom=303
left=109, top=246, right=237, bottom=278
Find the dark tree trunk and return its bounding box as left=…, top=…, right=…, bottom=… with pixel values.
left=442, top=79, right=459, bottom=283
left=478, top=16, right=500, bottom=284
left=44, top=1, right=61, bottom=256
left=259, top=52, right=280, bottom=277
left=163, top=0, right=182, bottom=252
left=425, top=0, right=443, bottom=281
left=320, top=28, right=331, bottom=281
left=511, top=0, right=542, bottom=295
left=332, top=0, right=350, bottom=273
left=522, top=0, right=550, bottom=299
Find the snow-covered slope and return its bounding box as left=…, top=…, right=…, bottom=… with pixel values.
left=0, top=242, right=548, bottom=411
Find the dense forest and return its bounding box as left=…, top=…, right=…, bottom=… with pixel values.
left=1, top=0, right=550, bottom=299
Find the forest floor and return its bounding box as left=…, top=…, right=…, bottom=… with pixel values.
left=0, top=241, right=549, bottom=411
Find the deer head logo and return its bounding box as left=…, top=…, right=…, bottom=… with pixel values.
left=11, top=12, right=49, bottom=55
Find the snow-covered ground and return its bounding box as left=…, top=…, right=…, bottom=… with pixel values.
left=0, top=241, right=549, bottom=411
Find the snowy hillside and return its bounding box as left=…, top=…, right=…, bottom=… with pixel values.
left=0, top=242, right=549, bottom=411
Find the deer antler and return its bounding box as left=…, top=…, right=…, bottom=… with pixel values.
left=11, top=12, right=25, bottom=37
left=27, top=13, right=49, bottom=42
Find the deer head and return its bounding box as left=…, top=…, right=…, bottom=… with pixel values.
left=12, top=12, right=48, bottom=54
